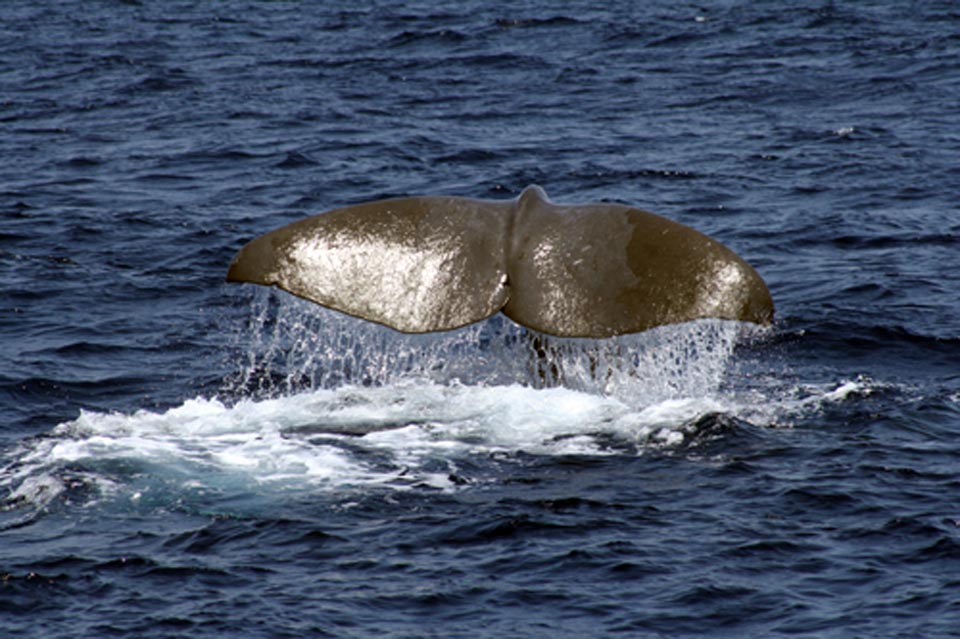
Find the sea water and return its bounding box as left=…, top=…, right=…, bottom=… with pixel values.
left=2, top=1, right=959, bottom=637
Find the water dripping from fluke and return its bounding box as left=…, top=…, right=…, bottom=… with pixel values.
left=220, top=288, right=763, bottom=406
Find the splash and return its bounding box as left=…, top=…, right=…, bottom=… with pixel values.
left=0, top=385, right=669, bottom=515
left=2, top=289, right=794, bottom=516
left=0, top=373, right=878, bottom=518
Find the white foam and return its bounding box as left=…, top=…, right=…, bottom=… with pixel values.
left=0, top=382, right=706, bottom=509
left=1, top=368, right=886, bottom=514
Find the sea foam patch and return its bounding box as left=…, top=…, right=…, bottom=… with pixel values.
left=0, top=383, right=721, bottom=512
left=0, top=371, right=880, bottom=518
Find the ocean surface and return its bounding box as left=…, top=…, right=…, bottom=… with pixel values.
left=2, top=1, right=959, bottom=637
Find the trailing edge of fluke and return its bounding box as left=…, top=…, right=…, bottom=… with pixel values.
left=226, top=185, right=773, bottom=338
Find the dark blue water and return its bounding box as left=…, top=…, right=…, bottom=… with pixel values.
left=3, top=1, right=959, bottom=637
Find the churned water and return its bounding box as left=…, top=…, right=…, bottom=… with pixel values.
left=2, top=1, right=959, bottom=637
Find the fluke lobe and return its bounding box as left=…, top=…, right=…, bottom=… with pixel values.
left=226, top=185, right=773, bottom=338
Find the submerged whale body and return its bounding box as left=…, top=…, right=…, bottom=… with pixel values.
left=226, top=185, right=773, bottom=338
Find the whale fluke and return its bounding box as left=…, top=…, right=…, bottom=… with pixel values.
left=226, top=185, right=773, bottom=337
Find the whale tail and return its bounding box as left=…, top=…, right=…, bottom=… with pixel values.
left=227, top=185, right=773, bottom=338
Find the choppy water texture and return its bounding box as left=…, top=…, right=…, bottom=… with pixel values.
left=2, top=1, right=959, bottom=637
